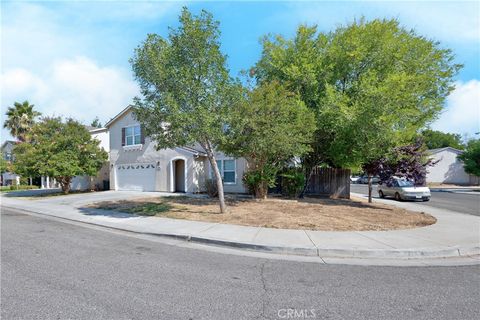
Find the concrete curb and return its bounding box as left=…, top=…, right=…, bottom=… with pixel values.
left=3, top=205, right=479, bottom=260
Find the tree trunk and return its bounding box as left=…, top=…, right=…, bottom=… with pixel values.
left=255, top=181, right=268, bottom=199
left=367, top=174, right=373, bottom=203
left=202, top=140, right=227, bottom=213
left=299, top=166, right=314, bottom=199
left=59, top=177, right=72, bottom=194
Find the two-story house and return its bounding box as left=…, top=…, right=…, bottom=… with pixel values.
left=105, top=106, right=247, bottom=193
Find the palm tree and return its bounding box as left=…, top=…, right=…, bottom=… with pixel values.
left=3, top=101, right=41, bottom=142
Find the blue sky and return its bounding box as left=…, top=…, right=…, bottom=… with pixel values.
left=1, top=1, right=479, bottom=142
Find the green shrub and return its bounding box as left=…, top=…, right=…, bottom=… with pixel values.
left=242, top=165, right=277, bottom=199
left=280, top=169, right=305, bottom=198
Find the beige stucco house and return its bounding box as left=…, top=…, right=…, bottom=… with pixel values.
left=105, top=106, right=247, bottom=193
left=427, top=147, right=479, bottom=185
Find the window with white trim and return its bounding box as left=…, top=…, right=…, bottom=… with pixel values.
left=212, top=159, right=236, bottom=184
left=125, top=125, right=141, bottom=146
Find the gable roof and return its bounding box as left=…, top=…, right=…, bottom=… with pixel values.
left=105, top=105, right=134, bottom=128
left=428, top=147, right=464, bottom=155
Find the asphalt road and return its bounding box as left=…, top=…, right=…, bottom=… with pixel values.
left=2, top=208, right=479, bottom=320
left=351, top=184, right=480, bottom=216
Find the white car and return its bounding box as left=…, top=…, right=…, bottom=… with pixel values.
left=378, top=179, right=431, bottom=201
left=350, top=176, right=360, bottom=183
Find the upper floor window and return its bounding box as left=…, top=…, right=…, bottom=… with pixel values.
left=4, top=152, right=12, bottom=161
left=123, top=125, right=142, bottom=146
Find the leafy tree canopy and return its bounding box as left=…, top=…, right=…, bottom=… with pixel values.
left=91, top=117, right=103, bottom=128
left=363, top=139, right=437, bottom=187
left=0, top=158, right=9, bottom=174
left=222, top=81, right=316, bottom=198
left=130, top=7, right=241, bottom=212
left=421, top=129, right=464, bottom=150
left=3, top=101, right=41, bottom=142
left=255, top=18, right=462, bottom=169
left=458, top=139, right=480, bottom=177
left=13, top=117, right=108, bottom=193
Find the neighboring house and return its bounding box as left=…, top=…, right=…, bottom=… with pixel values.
left=427, top=147, right=479, bottom=185
left=1, top=140, right=20, bottom=186
left=106, top=106, right=247, bottom=193
left=70, top=126, right=111, bottom=191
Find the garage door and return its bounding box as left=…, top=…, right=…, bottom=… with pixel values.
left=115, top=163, right=156, bottom=191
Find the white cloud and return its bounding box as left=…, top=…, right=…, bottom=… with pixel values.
left=0, top=1, right=181, bottom=141
left=432, top=80, right=480, bottom=135
left=1, top=56, right=140, bottom=135
left=380, top=1, right=480, bottom=43
left=1, top=3, right=85, bottom=72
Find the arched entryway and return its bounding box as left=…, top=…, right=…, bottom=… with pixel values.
left=172, top=158, right=186, bottom=192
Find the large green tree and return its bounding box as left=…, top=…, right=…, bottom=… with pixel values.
left=458, top=139, right=480, bottom=177
left=130, top=8, right=241, bottom=213
left=13, top=117, right=108, bottom=194
left=0, top=158, right=8, bottom=176
left=3, top=101, right=41, bottom=142
left=222, top=81, right=316, bottom=198
left=421, top=129, right=464, bottom=150
left=255, top=19, right=461, bottom=201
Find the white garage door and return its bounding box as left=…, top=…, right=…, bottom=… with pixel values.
left=116, top=163, right=156, bottom=191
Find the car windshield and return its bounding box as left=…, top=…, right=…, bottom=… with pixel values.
left=397, top=180, right=414, bottom=187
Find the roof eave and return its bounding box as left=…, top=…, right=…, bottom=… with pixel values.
left=105, top=105, right=134, bottom=128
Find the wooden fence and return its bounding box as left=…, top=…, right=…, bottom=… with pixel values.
left=305, top=167, right=351, bottom=199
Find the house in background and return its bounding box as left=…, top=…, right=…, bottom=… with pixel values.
left=1, top=140, right=20, bottom=186
left=427, top=147, right=479, bottom=185
left=70, top=126, right=111, bottom=191
left=105, top=106, right=247, bottom=193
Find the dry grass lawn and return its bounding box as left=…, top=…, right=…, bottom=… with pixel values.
left=90, top=195, right=436, bottom=231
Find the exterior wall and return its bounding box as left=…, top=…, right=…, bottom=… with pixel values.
left=207, top=151, right=248, bottom=194
left=427, top=150, right=471, bottom=184
left=71, top=176, right=91, bottom=190
left=71, top=162, right=110, bottom=191
left=1, top=172, right=20, bottom=186
left=92, top=130, right=110, bottom=152
left=70, top=128, right=110, bottom=191
left=108, top=111, right=200, bottom=193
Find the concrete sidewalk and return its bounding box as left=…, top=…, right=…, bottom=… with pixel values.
left=1, top=191, right=479, bottom=260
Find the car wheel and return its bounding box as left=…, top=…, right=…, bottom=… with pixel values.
left=378, top=190, right=385, bottom=198
left=423, top=198, right=430, bottom=202
left=394, top=192, right=402, bottom=201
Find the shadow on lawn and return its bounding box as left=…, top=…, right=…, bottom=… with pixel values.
left=2, top=188, right=96, bottom=198
left=2, top=188, right=61, bottom=197
left=298, top=195, right=391, bottom=211
left=78, top=207, right=141, bottom=219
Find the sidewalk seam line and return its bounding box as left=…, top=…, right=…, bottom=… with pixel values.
left=303, top=230, right=320, bottom=256
left=354, top=232, right=398, bottom=249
